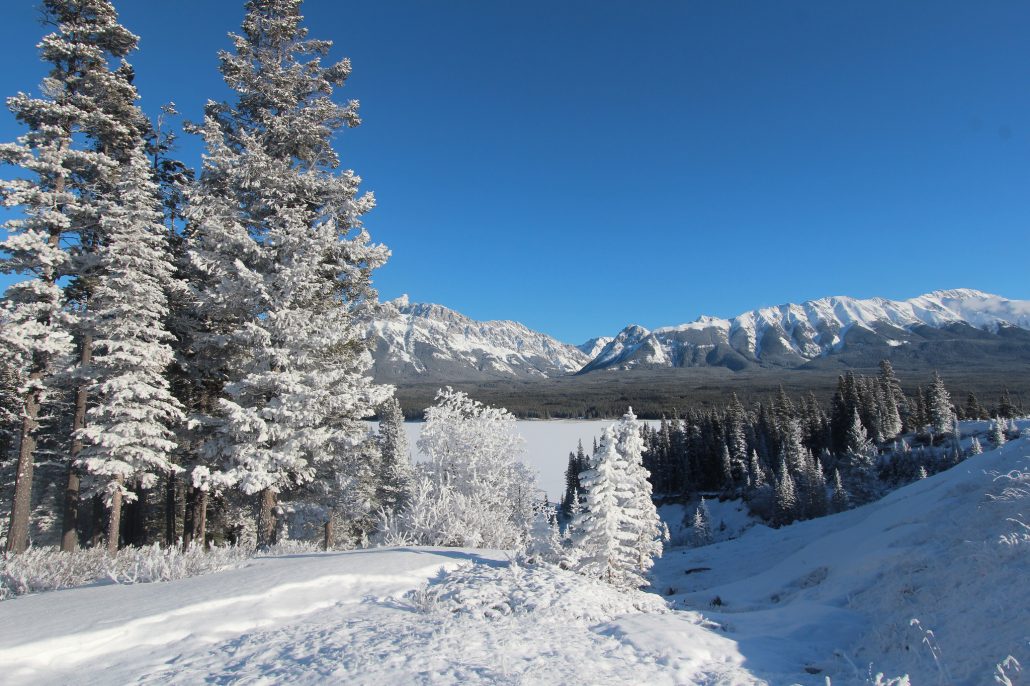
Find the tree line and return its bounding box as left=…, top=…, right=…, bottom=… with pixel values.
left=0, top=0, right=404, bottom=554
left=562, top=362, right=1022, bottom=528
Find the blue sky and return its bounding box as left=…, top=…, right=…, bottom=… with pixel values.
left=1, top=0, right=1029, bottom=344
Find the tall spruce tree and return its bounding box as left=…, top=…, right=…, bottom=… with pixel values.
left=375, top=397, right=413, bottom=515
left=188, top=0, right=390, bottom=546
left=926, top=371, right=953, bottom=437
left=77, top=151, right=185, bottom=554
left=0, top=0, right=144, bottom=552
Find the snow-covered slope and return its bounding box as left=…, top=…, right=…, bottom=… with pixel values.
left=367, top=296, right=591, bottom=382
left=583, top=289, right=1030, bottom=372
left=652, top=427, right=1030, bottom=684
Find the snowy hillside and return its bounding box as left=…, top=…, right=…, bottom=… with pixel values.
left=2, top=431, right=1024, bottom=685
left=367, top=296, right=591, bottom=382
left=582, top=288, right=1030, bottom=372
left=653, top=429, right=1030, bottom=684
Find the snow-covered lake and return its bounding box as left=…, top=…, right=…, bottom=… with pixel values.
left=387, top=419, right=660, bottom=502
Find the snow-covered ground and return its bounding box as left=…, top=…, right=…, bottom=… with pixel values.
left=0, top=546, right=752, bottom=685
left=2, top=432, right=1025, bottom=684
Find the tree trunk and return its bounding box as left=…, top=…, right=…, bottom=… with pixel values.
left=191, top=489, right=208, bottom=549
left=183, top=485, right=195, bottom=548
left=165, top=470, right=177, bottom=546
left=61, top=333, right=92, bottom=552
left=106, top=477, right=124, bottom=555
left=323, top=516, right=333, bottom=551
left=5, top=384, right=42, bottom=553
left=256, top=488, right=278, bottom=549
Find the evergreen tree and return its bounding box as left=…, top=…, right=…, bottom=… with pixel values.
left=76, top=151, right=185, bottom=554
left=691, top=496, right=713, bottom=546
left=969, top=436, right=983, bottom=455
left=188, top=0, right=390, bottom=546
left=0, top=0, right=143, bottom=552
left=612, top=408, right=664, bottom=580
left=830, top=469, right=850, bottom=513
left=964, top=392, right=986, bottom=421
left=573, top=409, right=663, bottom=589
left=725, top=394, right=749, bottom=485
left=747, top=449, right=767, bottom=490
left=572, top=426, right=632, bottom=587
left=989, top=418, right=1007, bottom=447
left=926, top=371, right=953, bottom=437
left=774, top=459, right=798, bottom=527
left=997, top=389, right=1018, bottom=419
left=843, top=408, right=869, bottom=456
left=375, top=397, right=413, bottom=515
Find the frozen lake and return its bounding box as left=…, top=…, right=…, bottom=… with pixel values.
left=383, top=419, right=660, bottom=502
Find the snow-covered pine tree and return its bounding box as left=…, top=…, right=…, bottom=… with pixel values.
left=375, top=396, right=413, bottom=515
left=691, top=496, right=713, bottom=546
left=774, top=458, right=798, bottom=527
left=878, top=359, right=908, bottom=431
left=76, top=150, right=185, bottom=554
left=747, top=449, right=767, bottom=491
left=719, top=443, right=734, bottom=491
left=830, top=468, right=850, bottom=513
left=990, top=418, right=1007, bottom=447
left=726, top=394, right=749, bottom=486
left=572, top=426, right=630, bottom=586
left=0, top=143, right=75, bottom=553
left=969, top=436, right=983, bottom=455
left=612, top=408, right=664, bottom=579
left=188, top=0, right=391, bottom=546
left=0, top=0, right=143, bottom=551
left=843, top=408, right=869, bottom=456
left=926, top=371, right=953, bottom=437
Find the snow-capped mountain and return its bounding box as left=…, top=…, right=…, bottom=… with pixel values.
left=581, top=289, right=1030, bottom=373
left=367, top=296, right=591, bottom=383
left=576, top=336, right=614, bottom=359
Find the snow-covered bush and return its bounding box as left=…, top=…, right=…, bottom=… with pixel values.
left=380, top=389, right=538, bottom=549
left=0, top=543, right=252, bottom=600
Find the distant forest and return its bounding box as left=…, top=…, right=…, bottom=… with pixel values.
left=559, top=360, right=1023, bottom=529
left=393, top=365, right=1030, bottom=420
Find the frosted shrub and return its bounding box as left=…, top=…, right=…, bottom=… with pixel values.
left=381, top=389, right=538, bottom=549
left=0, top=543, right=253, bottom=600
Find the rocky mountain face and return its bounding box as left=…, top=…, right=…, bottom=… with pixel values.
left=580, top=289, right=1030, bottom=373
left=368, top=290, right=1030, bottom=384
left=367, top=297, right=591, bottom=383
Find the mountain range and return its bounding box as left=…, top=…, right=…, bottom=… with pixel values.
left=367, top=289, right=1030, bottom=384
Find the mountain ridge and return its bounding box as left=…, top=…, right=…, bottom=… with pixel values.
left=367, top=289, right=1030, bottom=383
left=583, top=288, right=1030, bottom=373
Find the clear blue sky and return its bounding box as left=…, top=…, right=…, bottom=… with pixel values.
left=2, top=0, right=1029, bottom=344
